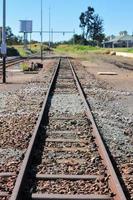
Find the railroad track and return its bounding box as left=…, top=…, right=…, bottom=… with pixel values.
left=0, top=57, right=24, bottom=77
left=0, top=57, right=127, bottom=200
left=0, top=57, right=24, bottom=67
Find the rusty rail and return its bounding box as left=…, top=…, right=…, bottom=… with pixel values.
left=68, top=58, right=127, bottom=200
left=10, top=57, right=127, bottom=200
left=0, top=57, right=24, bottom=68
left=10, top=58, right=61, bottom=200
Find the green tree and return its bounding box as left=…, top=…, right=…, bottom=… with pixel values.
left=90, top=14, right=105, bottom=45
left=85, top=6, right=95, bottom=39
left=79, top=5, right=104, bottom=45
left=119, top=31, right=128, bottom=36
left=79, top=7, right=95, bottom=39
left=5, top=26, right=23, bottom=45
left=79, top=12, right=86, bottom=38
left=6, top=26, right=14, bottom=45
left=71, top=34, right=88, bottom=45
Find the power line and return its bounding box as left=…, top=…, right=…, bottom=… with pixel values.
left=33, top=31, right=75, bottom=34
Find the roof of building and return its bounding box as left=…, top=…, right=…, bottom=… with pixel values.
left=104, top=35, right=133, bottom=44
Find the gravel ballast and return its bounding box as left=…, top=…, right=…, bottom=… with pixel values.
left=0, top=59, right=58, bottom=198
left=74, top=60, right=133, bottom=199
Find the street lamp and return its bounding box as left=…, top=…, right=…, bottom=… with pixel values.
left=41, top=0, right=43, bottom=60
left=1, top=0, right=6, bottom=83
left=49, top=7, right=51, bottom=49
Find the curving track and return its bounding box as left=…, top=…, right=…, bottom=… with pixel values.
left=0, top=57, right=24, bottom=79
left=0, top=57, right=23, bottom=68
left=0, top=57, right=127, bottom=200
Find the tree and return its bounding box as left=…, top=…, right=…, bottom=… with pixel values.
left=79, top=5, right=105, bottom=45
left=79, top=12, right=86, bottom=38
left=85, top=6, right=95, bottom=39
left=5, top=26, right=23, bottom=45
left=6, top=26, right=14, bottom=45
left=79, top=7, right=95, bottom=39
left=30, top=39, right=39, bottom=44
left=71, top=34, right=88, bottom=45
left=119, top=31, right=128, bottom=36
left=90, top=14, right=105, bottom=44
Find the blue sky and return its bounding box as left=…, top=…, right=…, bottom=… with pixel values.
left=0, top=0, right=133, bottom=42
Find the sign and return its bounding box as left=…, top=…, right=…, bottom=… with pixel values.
left=20, top=20, right=32, bottom=33
left=1, top=43, right=7, bottom=55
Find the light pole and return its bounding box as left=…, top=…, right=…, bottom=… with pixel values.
left=49, top=7, right=51, bottom=49
left=40, top=0, right=43, bottom=60
left=73, top=29, right=75, bottom=45
left=1, top=0, right=6, bottom=83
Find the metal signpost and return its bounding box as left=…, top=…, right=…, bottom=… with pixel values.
left=41, top=0, right=43, bottom=60
left=49, top=7, right=51, bottom=49
left=1, top=0, right=7, bottom=83
left=0, top=27, right=2, bottom=43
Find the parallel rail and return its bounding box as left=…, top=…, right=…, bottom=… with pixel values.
left=1, top=57, right=126, bottom=200
left=0, top=57, right=24, bottom=72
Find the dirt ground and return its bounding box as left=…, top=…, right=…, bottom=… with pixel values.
left=0, top=59, right=50, bottom=92
left=81, top=61, right=133, bottom=91
left=80, top=54, right=133, bottom=91
left=80, top=54, right=133, bottom=114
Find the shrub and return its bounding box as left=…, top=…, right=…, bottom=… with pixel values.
left=20, top=62, right=29, bottom=71
left=102, top=50, right=111, bottom=54
left=7, top=47, right=20, bottom=56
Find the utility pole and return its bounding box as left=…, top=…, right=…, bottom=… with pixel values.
left=30, top=33, right=32, bottom=51
left=73, top=29, right=75, bottom=45
left=51, top=28, right=53, bottom=45
left=1, top=0, right=6, bottom=83
left=49, top=7, right=51, bottom=49
left=24, top=32, right=28, bottom=49
left=41, top=0, right=43, bottom=60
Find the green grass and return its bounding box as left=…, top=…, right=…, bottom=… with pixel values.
left=20, top=62, right=29, bottom=71
left=14, top=46, right=27, bottom=57
left=10, top=43, right=42, bottom=57
left=55, top=45, right=133, bottom=58
left=114, top=48, right=133, bottom=53
left=55, top=45, right=103, bottom=55
left=9, top=44, right=133, bottom=58
left=54, top=45, right=109, bottom=60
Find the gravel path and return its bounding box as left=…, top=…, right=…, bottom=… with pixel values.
left=0, top=59, right=58, bottom=198
left=74, top=60, right=133, bottom=199
left=30, top=58, right=112, bottom=198
left=49, top=94, right=85, bottom=116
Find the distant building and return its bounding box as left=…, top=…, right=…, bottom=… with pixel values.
left=103, top=32, right=133, bottom=48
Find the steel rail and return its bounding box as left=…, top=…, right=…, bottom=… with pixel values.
left=0, top=57, right=24, bottom=68
left=68, top=58, right=127, bottom=200
left=10, top=58, right=61, bottom=200
left=0, top=57, right=20, bottom=63
left=36, top=174, right=101, bottom=180
left=32, top=194, right=113, bottom=200
left=9, top=57, right=127, bottom=200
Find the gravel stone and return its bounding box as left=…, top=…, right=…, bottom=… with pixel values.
left=74, top=60, right=133, bottom=198
left=49, top=94, right=85, bottom=115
